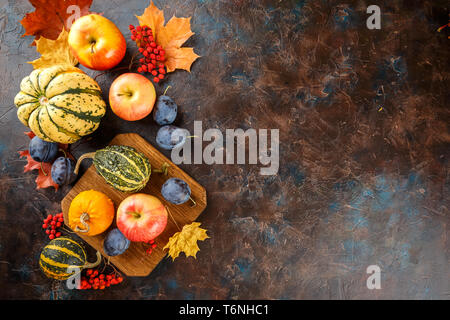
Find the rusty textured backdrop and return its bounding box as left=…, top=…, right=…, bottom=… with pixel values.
left=0, top=0, right=449, bottom=299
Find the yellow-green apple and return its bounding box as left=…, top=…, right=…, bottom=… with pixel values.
left=68, top=14, right=126, bottom=70
left=109, top=73, right=156, bottom=121
left=116, top=194, right=167, bottom=242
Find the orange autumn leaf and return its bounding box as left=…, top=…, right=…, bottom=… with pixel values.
left=136, top=1, right=200, bottom=72
left=28, top=29, right=78, bottom=69
left=20, top=0, right=94, bottom=43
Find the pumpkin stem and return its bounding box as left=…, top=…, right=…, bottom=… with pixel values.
left=74, top=212, right=90, bottom=233
left=83, top=251, right=102, bottom=270
left=74, top=152, right=96, bottom=175
left=153, top=162, right=170, bottom=175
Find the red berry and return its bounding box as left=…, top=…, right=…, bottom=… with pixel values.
left=151, top=70, right=157, bottom=76
left=99, top=274, right=105, bottom=280
left=138, top=47, right=144, bottom=53
left=151, top=59, right=157, bottom=65
left=56, top=222, right=61, bottom=227
left=45, top=230, right=50, bottom=235
left=153, top=49, right=159, bottom=54
left=117, top=277, right=123, bottom=283
left=138, top=67, right=143, bottom=73
left=153, top=77, right=160, bottom=83
left=152, top=242, right=158, bottom=247
left=136, top=26, right=142, bottom=32
left=148, top=63, right=154, bottom=70
left=129, top=24, right=134, bottom=30
left=159, top=49, right=165, bottom=56
left=47, top=214, right=52, bottom=219
left=157, top=45, right=162, bottom=50
left=49, top=234, right=55, bottom=240
left=51, top=229, right=56, bottom=234
left=150, top=42, right=156, bottom=48
left=131, top=35, right=136, bottom=41
left=42, top=224, right=48, bottom=229
left=148, top=36, right=154, bottom=42
left=58, top=217, right=64, bottom=222
left=159, top=56, right=165, bottom=62
left=159, top=68, right=165, bottom=74
left=143, top=51, right=148, bottom=57
left=142, top=65, right=148, bottom=72
left=55, top=232, right=61, bottom=237
left=50, top=221, right=56, bottom=226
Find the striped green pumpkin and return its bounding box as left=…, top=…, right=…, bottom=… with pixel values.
left=14, top=64, right=106, bottom=144
left=75, top=145, right=152, bottom=193
left=39, top=237, right=101, bottom=280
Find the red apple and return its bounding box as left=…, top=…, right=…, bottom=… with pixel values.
left=116, top=194, right=167, bottom=242
left=68, top=14, right=126, bottom=71
left=109, top=73, right=156, bottom=121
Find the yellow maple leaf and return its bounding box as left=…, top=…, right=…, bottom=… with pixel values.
left=28, top=28, right=78, bottom=69
left=163, top=222, right=209, bottom=260
left=136, top=1, right=200, bottom=73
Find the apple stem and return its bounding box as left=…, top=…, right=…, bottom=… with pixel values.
left=117, top=92, right=132, bottom=97
left=74, top=152, right=96, bottom=175
left=90, top=42, right=95, bottom=54
left=126, top=211, right=141, bottom=219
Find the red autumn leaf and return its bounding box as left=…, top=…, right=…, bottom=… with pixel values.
left=18, top=132, right=74, bottom=190
left=18, top=149, right=59, bottom=191
left=20, top=0, right=94, bottom=42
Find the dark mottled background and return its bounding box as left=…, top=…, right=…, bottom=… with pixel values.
left=0, top=0, right=449, bottom=299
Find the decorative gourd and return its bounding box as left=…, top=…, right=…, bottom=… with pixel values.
left=74, top=145, right=168, bottom=193
left=39, top=237, right=101, bottom=280
left=14, top=64, right=107, bottom=144
left=68, top=190, right=115, bottom=236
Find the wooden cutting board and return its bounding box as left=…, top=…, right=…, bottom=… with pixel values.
left=61, top=133, right=207, bottom=277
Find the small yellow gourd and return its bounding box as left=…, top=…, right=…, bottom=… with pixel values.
left=68, top=190, right=114, bottom=236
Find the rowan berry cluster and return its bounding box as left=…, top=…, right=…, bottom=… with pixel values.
left=78, top=269, right=123, bottom=290
left=129, top=24, right=166, bottom=83
left=42, top=213, right=63, bottom=240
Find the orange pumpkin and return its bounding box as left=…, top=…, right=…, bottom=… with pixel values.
left=68, top=190, right=115, bottom=236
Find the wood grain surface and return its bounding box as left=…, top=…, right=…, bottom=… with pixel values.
left=61, top=133, right=207, bottom=277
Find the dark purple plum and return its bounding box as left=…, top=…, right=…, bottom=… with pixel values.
left=29, top=136, right=58, bottom=163
left=103, top=228, right=130, bottom=256
left=161, top=178, right=191, bottom=205
left=51, top=157, right=77, bottom=186
left=156, top=125, right=187, bottom=150
left=153, top=95, right=177, bottom=125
